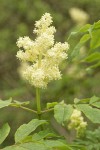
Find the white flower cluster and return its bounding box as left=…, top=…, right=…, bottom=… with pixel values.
left=68, top=109, right=87, bottom=137
left=16, top=13, right=69, bottom=88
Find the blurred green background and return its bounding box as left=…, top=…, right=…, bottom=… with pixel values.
left=0, top=0, right=100, bottom=147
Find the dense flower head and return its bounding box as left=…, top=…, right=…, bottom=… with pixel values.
left=16, top=13, right=69, bottom=88
left=68, top=109, right=87, bottom=137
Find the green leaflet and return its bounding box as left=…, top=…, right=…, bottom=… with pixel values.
left=74, top=96, right=100, bottom=105
left=32, top=130, right=58, bottom=141
left=71, top=34, right=90, bottom=58
left=89, top=95, right=100, bottom=104
left=0, top=123, right=10, bottom=145
left=44, top=140, right=72, bottom=150
left=85, top=52, right=100, bottom=63
left=11, top=100, right=30, bottom=107
left=91, top=102, right=100, bottom=108
left=47, top=102, right=58, bottom=109
left=54, top=102, right=73, bottom=125
left=80, top=34, right=90, bottom=44
left=67, top=24, right=91, bottom=40
left=2, top=142, right=49, bottom=150
left=2, top=140, right=72, bottom=150
left=0, top=99, right=12, bottom=109
left=15, top=119, right=47, bottom=143
left=79, top=24, right=91, bottom=33
left=90, top=30, right=100, bottom=49
left=76, top=104, right=100, bottom=123
left=13, top=100, right=30, bottom=106
left=0, top=98, right=30, bottom=109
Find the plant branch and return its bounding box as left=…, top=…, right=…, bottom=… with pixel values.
left=41, top=108, right=54, bottom=114
left=10, top=104, right=37, bottom=114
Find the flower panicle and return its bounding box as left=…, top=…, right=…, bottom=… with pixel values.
left=68, top=109, right=87, bottom=137
left=16, top=13, right=69, bottom=88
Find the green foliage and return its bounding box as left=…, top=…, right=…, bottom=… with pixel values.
left=15, top=119, right=47, bottom=143
left=44, top=140, right=72, bottom=150
left=85, top=52, right=100, bottom=63
left=0, top=91, right=100, bottom=149
left=54, top=101, right=73, bottom=125
left=0, top=99, right=12, bottom=109
left=91, top=102, right=100, bottom=108
left=76, top=104, right=100, bottom=123
left=12, top=100, right=30, bottom=106
left=89, top=95, right=100, bottom=104
left=47, top=102, right=58, bottom=109
left=90, top=28, right=100, bottom=49
left=74, top=96, right=100, bottom=123
left=32, top=130, right=58, bottom=141
left=69, top=20, right=100, bottom=70
left=2, top=140, right=72, bottom=150
left=70, top=21, right=100, bottom=50
left=71, top=33, right=90, bottom=58
left=74, top=127, right=100, bottom=150
left=0, top=123, right=10, bottom=145
left=2, top=142, right=49, bottom=150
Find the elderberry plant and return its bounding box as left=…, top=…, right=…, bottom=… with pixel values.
left=0, top=13, right=100, bottom=150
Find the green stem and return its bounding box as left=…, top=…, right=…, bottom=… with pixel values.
left=36, top=88, right=41, bottom=119
left=36, top=88, right=44, bottom=130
